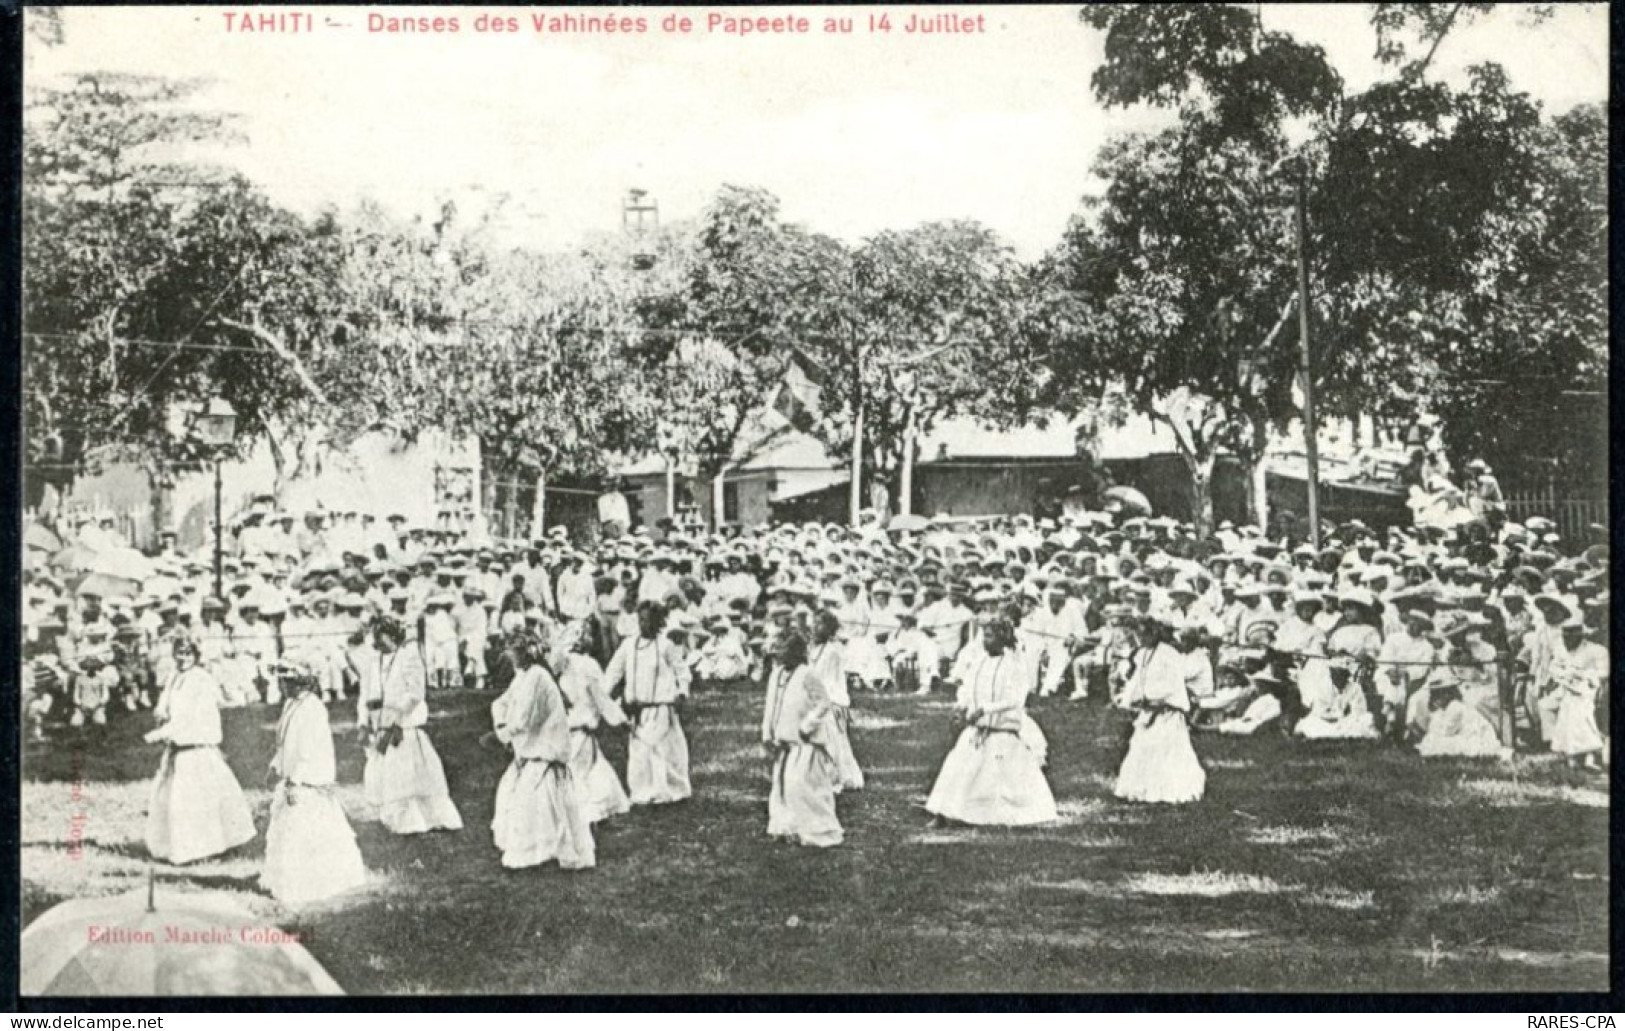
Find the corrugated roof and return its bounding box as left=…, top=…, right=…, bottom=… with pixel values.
left=617, top=408, right=1179, bottom=476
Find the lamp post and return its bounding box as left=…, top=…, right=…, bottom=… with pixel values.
left=189, top=398, right=238, bottom=599
left=624, top=188, right=670, bottom=523
left=1293, top=160, right=1321, bottom=550
left=623, top=188, right=659, bottom=271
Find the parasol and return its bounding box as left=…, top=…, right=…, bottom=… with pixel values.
left=20, top=886, right=344, bottom=996
left=74, top=572, right=142, bottom=600
left=50, top=545, right=100, bottom=573
left=1102, top=486, right=1152, bottom=516
left=25, top=524, right=62, bottom=553
left=88, top=547, right=156, bottom=583
left=886, top=513, right=930, bottom=533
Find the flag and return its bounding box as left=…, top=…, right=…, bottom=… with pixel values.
left=772, top=354, right=823, bottom=431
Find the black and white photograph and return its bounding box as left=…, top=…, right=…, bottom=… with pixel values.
left=15, top=2, right=1611, bottom=998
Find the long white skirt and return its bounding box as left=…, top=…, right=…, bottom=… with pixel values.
left=1417, top=704, right=1506, bottom=758
left=926, top=726, right=1057, bottom=826
left=1296, top=711, right=1378, bottom=740
left=491, top=760, right=595, bottom=870
left=844, top=637, right=892, bottom=685
left=1552, top=688, right=1604, bottom=756
left=824, top=706, right=865, bottom=791
left=767, top=743, right=843, bottom=847
left=627, top=705, right=691, bottom=805
left=145, top=746, right=257, bottom=865
left=363, top=728, right=465, bottom=834
left=261, top=783, right=367, bottom=906
left=568, top=728, right=631, bottom=824
left=1114, top=710, right=1205, bottom=805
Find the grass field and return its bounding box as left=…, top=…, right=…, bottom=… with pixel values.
left=21, top=683, right=1610, bottom=994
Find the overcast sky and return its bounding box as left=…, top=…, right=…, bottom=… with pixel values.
left=28, top=4, right=1609, bottom=260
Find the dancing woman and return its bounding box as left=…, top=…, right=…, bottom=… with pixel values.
left=1113, top=614, right=1206, bottom=804
left=761, top=629, right=843, bottom=847
left=925, top=612, right=1057, bottom=826
left=144, top=635, right=257, bottom=864
left=262, top=664, right=367, bottom=905
left=489, top=631, right=595, bottom=870
left=361, top=616, right=464, bottom=834
left=603, top=601, right=692, bottom=805
left=810, top=610, right=864, bottom=792
left=555, top=624, right=632, bottom=824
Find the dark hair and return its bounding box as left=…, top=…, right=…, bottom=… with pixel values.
left=283, top=672, right=320, bottom=696
left=508, top=631, right=540, bottom=668
left=372, top=615, right=408, bottom=646
left=777, top=629, right=810, bottom=669
left=813, top=609, right=840, bottom=640
left=982, top=612, right=1017, bottom=649
left=1428, top=685, right=1462, bottom=710
left=637, top=599, right=667, bottom=629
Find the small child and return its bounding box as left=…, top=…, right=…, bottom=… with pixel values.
left=72, top=655, right=117, bottom=727
left=422, top=595, right=461, bottom=691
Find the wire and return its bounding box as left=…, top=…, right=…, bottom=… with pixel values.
left=24, top=329, right=1608, bottom=392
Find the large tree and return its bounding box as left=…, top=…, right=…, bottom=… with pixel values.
left=1040, top=113, right=1304, bottom=536
left=23, top=73, right=350, bottom=516
left=340, top=201, right=680, bottom=538
left=1052, top=2, right=1603, bottom=532
left=636, top=185, right=819, bottom=525
left=800, top=219, right=1041, bottom=516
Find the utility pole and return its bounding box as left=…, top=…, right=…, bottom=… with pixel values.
left=847, top=269, right=864, bottom=528
left=212, top=459, right=224, bottom=599
left=665, top=455, right=677, bottom=521
left=899, top=404, right=916, bottom=517
left=1295, top=160, right=1321, bottom=550
left=849, top=377, right=864, bottom=527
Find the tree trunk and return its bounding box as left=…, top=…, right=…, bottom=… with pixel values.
left=1241, top=415, right=1270, bottom=533
left=1184, top=449, right=1217, bottom=539
left=266, top=432, right=287, bottom=500
left=712, top=467, right=727, bottom=529
left=150, top=470, right=174, bottom=544
left=899, top=406, right=917, bottom=517
left=530, top=467, right=547, bottom=540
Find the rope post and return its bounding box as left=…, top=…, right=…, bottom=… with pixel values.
left=1498, top=650, right=1516, bottom=755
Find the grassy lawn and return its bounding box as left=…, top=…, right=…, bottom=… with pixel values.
left=21, top=684, right=1609, bottom=994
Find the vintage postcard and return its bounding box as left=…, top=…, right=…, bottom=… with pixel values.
left=17, top=3, right=1610, bottom=1000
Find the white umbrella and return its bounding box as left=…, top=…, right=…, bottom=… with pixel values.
left=87, top=547, right=156, bottom=583
left=21, top=886, right=344, bottom=996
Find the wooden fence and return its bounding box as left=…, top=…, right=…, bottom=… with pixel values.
left=1502, top=487, right=1608, bottom=547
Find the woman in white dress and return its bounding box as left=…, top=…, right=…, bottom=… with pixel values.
left=1547, top=616, right=1608, bottom=769
left=603, top=601, right=692, bottom=805
left=1114, top=614, right=1206, bottom=804
left=489, top=632, right=595, bottom=870
left=361, top=616, right=464, bottom=834
left=144, top=636, right=257, bottom=864
left=810, top=610, right=864, bottom=792
left=1295, top=654, right=1379, bottom=740
left=262, top=664, right=367, bottom=905
left=761, top=629, right=844, bottom=847
left=836, top=581, right=892, bottom=691
left=555, top=625, right=632, bottom=824
left=926, top=612, right=1057, bottom=826
left=1415, top=684, right=1506, bottom=758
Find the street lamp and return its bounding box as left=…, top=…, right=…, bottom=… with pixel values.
left=188, top=398, right=237, bottom=600
left=622, top=188, right=659, bottom=271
